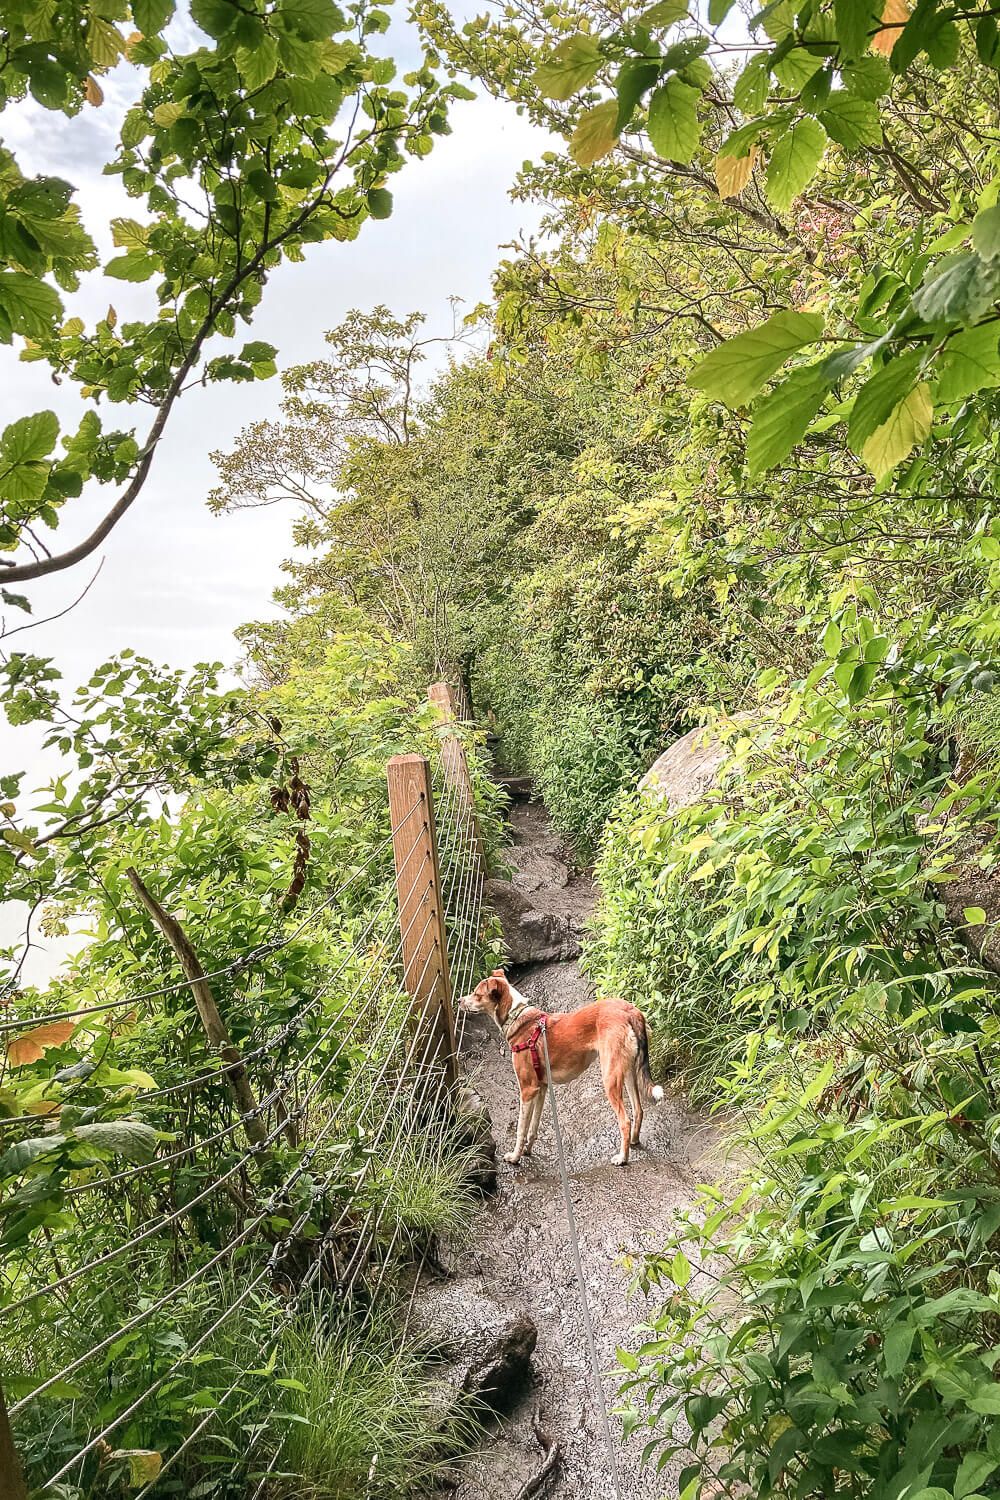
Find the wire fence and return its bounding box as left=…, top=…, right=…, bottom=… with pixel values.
left=0, top=682, right=493, bottom=1497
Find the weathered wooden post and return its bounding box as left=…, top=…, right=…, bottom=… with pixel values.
left=386, top=754, right=457, bottom=1089
left=0, top=1381, right=28, bottom=1500
left=428, top=682, right=486, bottom=881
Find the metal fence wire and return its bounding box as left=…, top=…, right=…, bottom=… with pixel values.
left=0, top=686, right=490, bottom=1497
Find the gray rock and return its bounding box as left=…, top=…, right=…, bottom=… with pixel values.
left=454, top=1083, right=498, bottom=1195
left=639, top=724, right=731, bottom=809
left=411, top=1276, right=538, bottom=1414
left=484, top=878, right=581, bottom=966
left=497, top=774, right=535, bottom=803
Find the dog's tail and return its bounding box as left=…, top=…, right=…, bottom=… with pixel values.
left=631, top=1011, right=664, bottom=1102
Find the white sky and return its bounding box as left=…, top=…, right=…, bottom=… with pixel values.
left=0, top=9, right=552, bottom=720
left=0, top=8, right=554, bottom=980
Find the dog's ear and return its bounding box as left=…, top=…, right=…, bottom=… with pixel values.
left=491, top=968, right=505, bottom=978
left=486, top=974, right=506, bottom=1000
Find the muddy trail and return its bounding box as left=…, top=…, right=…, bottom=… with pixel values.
left=448, top=790, right=716, bottom=1500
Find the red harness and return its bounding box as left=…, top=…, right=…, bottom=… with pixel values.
left=510, top=1014, right=549, bottom=1082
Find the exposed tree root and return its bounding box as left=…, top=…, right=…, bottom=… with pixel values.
left=512, top=1404, right=562, bottom=1500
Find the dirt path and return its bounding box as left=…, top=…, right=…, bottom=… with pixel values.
left=451, top=796, right=716, bottom=1500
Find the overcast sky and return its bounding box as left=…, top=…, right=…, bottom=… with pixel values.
left=0, top=9, right=552, bottom=717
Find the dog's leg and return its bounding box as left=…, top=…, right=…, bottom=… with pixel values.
left=504, top=1089, right=535, bottom=1164
left=525, top=1085, right=547, bottom=1153
left=601, top=1060, right=631, bottom=1166
left=625, top=1067, right=643, bottom=1147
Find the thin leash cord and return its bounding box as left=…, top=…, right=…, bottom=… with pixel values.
left=540, top=1027, right=624, bottom=1500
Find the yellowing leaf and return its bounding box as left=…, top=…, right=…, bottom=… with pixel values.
left=87, top=17, right=124, bottom=67
left=111, top=218, right=150, bottom=250
left=569, top=100, right=620, bottom=167
left=715, top=146, right=758, bottom=198
left=534, top=34, right=602, bottom=101
left=26, top=1099, right=62, bottom=1116
left=7, top=1020, right=76, bottom=1068
left=108, top=1451, right=163, bottom=1486
left=871, top=0, right=909, bottom=55
left=152, top=100, right=186, bottom=127
left=861, top=382, right=933, bottom=479
left=85, top=75, right=104, bottom=107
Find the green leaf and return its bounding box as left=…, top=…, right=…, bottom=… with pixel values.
left=238, top=36, right=279, bottom=89
left=819, top=93, right=882, bottom=148
left=615, top=60, right=659, bottom=131
left=969, top=1383, right=1000, bottom=1415
left=913, top=253, right=1000, bottom=324
left=0, top=411, right=59, bottom=502
left=647, top=76, right=702, bottom=163
left=937, top=322, right=1000, bottom=403
left=955, top=1453, right=996, bottom=1499
left=860, top=383, right=933, bottom=479
left=772, top=48, right=825, bottom=91
left=71, top=1121, right=159, bottom=1162
left=534, top=33, right=602, bottom=99
left=841, top=55, right=892, bottom=97
left=189, top=0, right=241, bottom=37
left=747, top=364, right=831, bottom=473
left=964, top=907, right=987, bottom=925
left=972, top=204, right=1000, bottom=262
left=105, top=252, right=158, bottom=283
left=132, top=0, right=175, bottom=31
left=641, top=0, right=689, bottom=23
left=848, top=351, right=924, bottom=450
left=764, top=117, right=827, bottom=214
left=835, top=0, right=876, bottom=58
left=734, top=56, right=770, bottom=114
left=569, top=100, right=620, bottom=167
left=366, top=188, right=393, bottom=220
left=882, top=1321, right=914, bottom=1376
left=0, top=271, right=62, bottom=339
left=152, top=100, right=186, bottom=127
left=690, top=309, right=825, bottom=408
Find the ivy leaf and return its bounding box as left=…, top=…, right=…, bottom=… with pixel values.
left=569, top=101, right=620, bottom=167
left=936, top=323, right=1000, bottom=403
left=964, top=907, right=988, bottom=926
left=860, top=383, right=933, bottom=478
left=534, top=34, right=602, bottom=100
left=764, top=118, right=827, bottom=213
left=690, top=310, right=824, bottom=408
left=746, top=364, right=831, bottom=473
left=647, top=77, right=702, bottom=164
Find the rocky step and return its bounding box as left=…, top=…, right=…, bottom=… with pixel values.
left=496, top=774, right=534, bottom=804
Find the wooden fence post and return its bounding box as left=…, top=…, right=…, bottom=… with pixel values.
left=386, top=754, right=457, bottom=1090
left=428, top=682, right=486, bottom=881
left=0, top=1380, right=27, bottom=1500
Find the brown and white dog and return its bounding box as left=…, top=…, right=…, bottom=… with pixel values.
left=459, top=970, right=663, bottom=1166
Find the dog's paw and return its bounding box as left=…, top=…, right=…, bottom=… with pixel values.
left=613, top=1151, right=629, bottom=1167
left=503, top=1150, right=522, bottom=1164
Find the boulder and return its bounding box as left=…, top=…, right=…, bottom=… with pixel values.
left=453, top=1083, right=498, bottom=1195
left=411, top=1276, right=537, bottom=1414
left=640, top=724, right=730, bottom=810
left=484, top=878, right=581, bottom=966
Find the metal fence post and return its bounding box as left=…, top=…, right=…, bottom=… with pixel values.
left=386, top=753, right=457, bottom=1089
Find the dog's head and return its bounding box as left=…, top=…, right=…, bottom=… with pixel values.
left=458, top=969, right=510, bottom=1022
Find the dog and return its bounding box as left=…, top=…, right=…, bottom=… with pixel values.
left=459, top=970, right=663, bottom=1166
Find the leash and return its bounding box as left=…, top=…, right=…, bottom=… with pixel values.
left=540, top=1025, right=624, bottom=1500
